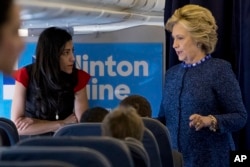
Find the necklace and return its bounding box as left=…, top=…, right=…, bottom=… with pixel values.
left=56, top=111, right=59, bottom=120
left=182, top=55, right=211, bottom=68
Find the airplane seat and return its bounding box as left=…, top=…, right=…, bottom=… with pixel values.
left=142, top=117, right=184, bottom=167
left=0, top=160, right=77, bottom=167
left=54, top=123, right=102, bottom=137
left=0, top=118, right=19, bottom=146
left=0, top=146, right=111, bottom=167
left=16, top=136, right=134, bottom=167
left=142, top=128, right=162, bottom=167
left=125, top=137, right=150, bottom=167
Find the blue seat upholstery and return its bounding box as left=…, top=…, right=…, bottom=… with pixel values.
left=54, top=122, right=163, bottom=167
left=142, top=128, right=162, bottom=167
left=0, top=118, right=18, bottom=135
left=0, top=128, right=10, bottom=146
left=0, top=118, right=19, bottom=146
left=54, top=123, right=101, bottom=137
left=0, top=146, right=111, bottom=167
left=143, top=117, right=183, bottom=167
left=125, top=137, right=150, bottom=167
left=0, top=160, right=76, bottom=167
left=17, top=136, right=134, bottom=167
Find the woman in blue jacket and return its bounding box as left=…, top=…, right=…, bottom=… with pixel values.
left=158, top=4, right=247, bottom=167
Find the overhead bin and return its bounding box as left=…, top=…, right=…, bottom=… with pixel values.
left=17, top=0, right=164, bottom=34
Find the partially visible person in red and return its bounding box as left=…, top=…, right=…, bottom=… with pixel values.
left=0, top=0, right=24, bottom=75
left=11, top=27, right=91, bottom=136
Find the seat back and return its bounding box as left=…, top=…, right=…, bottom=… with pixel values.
left=125, top=137, right=150, bottom=167
left=17, top=136, right=134, bottom=167
left=0, top=118, right=19, bottom=146
left=143, top=117, right=174, bottom=167
left=142, top=128, right=162, bottom=167
left=0, top=160, right=76, bottom=167
left=0, top=128, right=10, bottom=146
left=54, top=123, right=102, bottom=137
left=172, top=150, right=184, bottom=167
left=54, top=122, right=162, bottom=167
left=0, top=118, right=18, bottom=134
left=0, top=146, right=111, bottom=167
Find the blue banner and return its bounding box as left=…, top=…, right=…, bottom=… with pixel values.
left=0, top=43, right=163, bottom=118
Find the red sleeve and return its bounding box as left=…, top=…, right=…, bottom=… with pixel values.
left=74, top=69, right=91, bottom=92
left=12, top=67, right=29, bottom=88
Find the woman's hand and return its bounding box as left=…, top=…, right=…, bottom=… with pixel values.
left=189, top=114, right=212, bottom=131
left=62, top=113, right=78, bottom=125
left=15, top=117, right=34, bottom=131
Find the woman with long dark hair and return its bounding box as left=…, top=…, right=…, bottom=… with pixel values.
left=11, top=27, right=90, bottom=136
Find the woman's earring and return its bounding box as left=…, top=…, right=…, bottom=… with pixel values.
left=197, top=43, right=202, bottom=48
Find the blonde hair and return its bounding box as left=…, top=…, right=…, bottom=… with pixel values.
left=166, top=4, right=218, bottom=54
left=102, top=106, right=144, bottom=141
